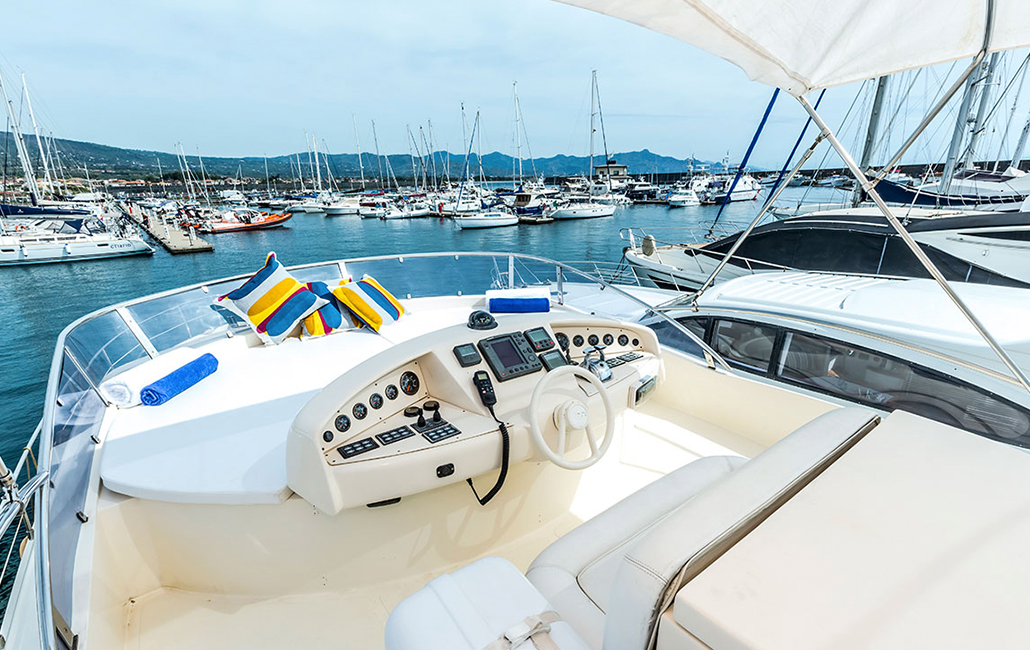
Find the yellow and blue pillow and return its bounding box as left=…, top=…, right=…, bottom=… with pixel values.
left=218, top=252, right=327, bottom=345
left=332, top=275, right=405, bottom=332
left=301, top=280, right=359, bottom=338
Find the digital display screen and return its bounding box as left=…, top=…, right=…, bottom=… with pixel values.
left=526, top=328, right=551, bottom=345
left=540, top=349, right=568, bottom=371
left=492, top=339, right=523, bottom=367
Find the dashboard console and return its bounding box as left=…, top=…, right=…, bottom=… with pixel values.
left=286, top=311, right=663, bottom=515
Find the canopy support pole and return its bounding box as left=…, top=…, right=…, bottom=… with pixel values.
left=662, top=131, right=825, bottom=310
left=870, top=0, right=996, bottom=185
left=798, top=93, right=1030, bottom=397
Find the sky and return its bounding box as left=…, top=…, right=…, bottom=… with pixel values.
left=3, top=0, right=1029, bottom=170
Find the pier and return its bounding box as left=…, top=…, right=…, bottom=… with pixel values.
left=120, top=203, right=213, bottom=254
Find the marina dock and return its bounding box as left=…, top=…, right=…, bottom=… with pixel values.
left=120, top=203, right=213, bottom=254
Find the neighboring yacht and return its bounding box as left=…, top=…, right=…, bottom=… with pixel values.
left=550, top=195, right=616, bottom=219
left=0, top=215, right=153, bottom=265
left=623, top=208, right=1030, bottom=290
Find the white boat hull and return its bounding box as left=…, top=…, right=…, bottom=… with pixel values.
left=0, top=235, right=154, bottom=266
left=551, top=204, right=616, bottom=219
left=454, top=213, right=518, bottom=229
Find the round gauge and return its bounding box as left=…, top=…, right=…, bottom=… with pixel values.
left=399, top=371, right=420, bottom=395
left=618, top=334, right=629, bottom=346
left=352, top=403, right=367, bottom=420
left=572, top=334, right=584, bottom=347
left=334, top=414, right=351, bottom=432
left=322, top=431, right=334, bottom=443
left=632, top=338, right=639, bottom=346
left=369, top=393, right=384, bottom=410
left=588, top=334, right=599, bottom=346
left=555, top=332, right=569, bottom=349
left=603, top=333, right=614, bottom=346
left=385, top=384, right=399, bottom=400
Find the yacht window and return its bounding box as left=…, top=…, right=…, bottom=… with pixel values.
left=711, top=320, right=777, bottom=372
left=680, top=317, right=709, bottom=341
left=777, top=331, right=1030, bottom=448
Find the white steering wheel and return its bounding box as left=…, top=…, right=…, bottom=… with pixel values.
left=528, top=364, right=615, bottom=470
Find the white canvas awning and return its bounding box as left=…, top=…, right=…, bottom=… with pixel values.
left=558, top=0, right=1030, bottom=96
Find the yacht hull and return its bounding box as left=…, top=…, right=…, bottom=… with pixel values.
left=0, top=237, right=154, bottom=265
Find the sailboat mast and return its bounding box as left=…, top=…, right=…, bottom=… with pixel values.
left=963, top=51, right=1002, bottom=169
left=352, top=115, right=366, bottom=189
left=371, top=120, right=385, bottom=189
left=407, top=125, right=418, bottom=192
left=853, top=75, right=889, bottom=207
left=589, top=70, right=596, bottom=183
left=1011, top=112, right=1030, bottom=170
left=941, top=62, right=982, bottom=194
left=0, top=69, right=40, bottom=203
left=264, top=157, right=271, bottom=193
left=994, top=55, right=1030, bottom=172
left=514, top=82, right=523, bottom=188
left=21, top=75, right=53, bottom=197
left=426, top=122, right=438, bottom=190
left=594, top=72, right=612, bottom=192
left=313, top=135, right=323, bottom=192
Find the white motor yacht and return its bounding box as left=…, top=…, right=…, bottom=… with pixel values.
left=7, top=2, right=1030, bottom=649
left=550, top=197, right=616, bottom=219
left=323, top=197, right=361, bottom=216
left=6, top=250, right=1030, bottom=650
left=666, top=188, right=701, bottom=207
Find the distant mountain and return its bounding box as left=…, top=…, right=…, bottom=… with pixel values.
left=0, top=132, right=722, bottom=180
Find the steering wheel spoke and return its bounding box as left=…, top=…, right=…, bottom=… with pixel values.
left=584, top=423, right=599, bottom=455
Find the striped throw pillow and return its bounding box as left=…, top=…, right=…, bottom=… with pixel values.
left=218, top=252, right=327, bottom=344
left=301, top=280, right=359, bottom=338
left=332, top=275, right=405, bottom=332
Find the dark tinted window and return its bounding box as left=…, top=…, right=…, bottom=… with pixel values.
left=680, top=316, right=709, bottom=341
left=712, top=320, right=777, bottom=372
left=776, top=331, right=1030, bottom=447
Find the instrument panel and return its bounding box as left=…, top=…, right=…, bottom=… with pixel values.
left=287, top=312, right=663, bottom=515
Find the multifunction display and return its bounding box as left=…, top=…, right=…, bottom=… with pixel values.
left=477, top=331, right=543, bottom=381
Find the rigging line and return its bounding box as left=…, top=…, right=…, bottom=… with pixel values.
left=797, top=79, right=869, bottom=207
left=871, top=67, right=926, bottom=160
left=764, top=89, right=825, bottom=204
left=709, top=87, right=779, bottom=234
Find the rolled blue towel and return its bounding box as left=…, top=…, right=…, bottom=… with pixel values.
left=140, top=353, right=219, bottom=406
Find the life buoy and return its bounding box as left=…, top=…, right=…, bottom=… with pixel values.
left=14, top=224, right=26, bottom=232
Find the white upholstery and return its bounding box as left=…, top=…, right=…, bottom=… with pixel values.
left=386, top=557, right=592, bottom=650
left=604, top=407, right=880, bottom=650
left=526, top=456, right=745, bottom=650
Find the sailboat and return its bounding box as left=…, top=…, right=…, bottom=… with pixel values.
left=554, top=71, right=622, bottom=219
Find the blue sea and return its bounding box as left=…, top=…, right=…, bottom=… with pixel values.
left=0, top=187, right=842, bottom=464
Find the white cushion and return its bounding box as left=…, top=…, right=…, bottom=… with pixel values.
left=386, top=557, right=592, bottom=650
left=526, top=456, right=745, bottom=650
left=603, top=407, right=880, bottom=650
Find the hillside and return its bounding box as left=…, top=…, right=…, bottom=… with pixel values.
left=0, top=132, right=720, bottom=180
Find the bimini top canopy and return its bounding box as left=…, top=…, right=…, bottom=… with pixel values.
left=558, top=0, right=1030, bottom=96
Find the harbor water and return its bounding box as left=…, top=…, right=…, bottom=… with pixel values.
left=0, top=187, right=841, bottom=464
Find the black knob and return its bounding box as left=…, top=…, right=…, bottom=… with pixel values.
left=417, top=413, right=427, bottom=428
left=404, top=406, right=422, bottom=418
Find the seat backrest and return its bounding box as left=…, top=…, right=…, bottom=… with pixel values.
left=601, top=407, right=881, bottom=650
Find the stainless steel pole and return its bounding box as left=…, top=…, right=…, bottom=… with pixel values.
left=662, top=132, right=826, bottom=310
left=799, top=93, right=1030, bottom=397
